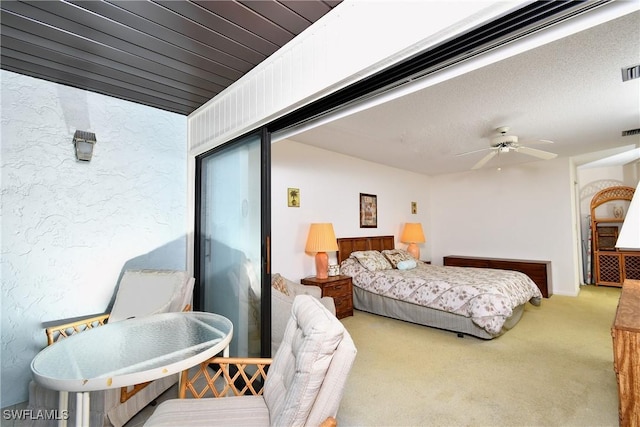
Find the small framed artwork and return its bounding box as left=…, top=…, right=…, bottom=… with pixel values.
left=288, top=188, right=300, bottom=207
left=411, top=202, right=417, bottom=214
left=360, top=193, right=377, bottom=228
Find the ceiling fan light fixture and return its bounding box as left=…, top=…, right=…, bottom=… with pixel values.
left=463, top=125, right=558, bottom=170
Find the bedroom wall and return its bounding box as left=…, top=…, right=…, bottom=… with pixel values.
left=271, top=139, right=431, bottom=281
left=1, top=71, right=188, bottom=407
left=273, top=140, right=585, bottom=296
left=429, top=157, right=578, bottom=296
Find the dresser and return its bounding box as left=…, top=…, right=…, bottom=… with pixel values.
left=301, top=275, right=353, bottom=319
left=612, top=279, right=640, bottom=426
left=443, top=255, right=551, bottom=298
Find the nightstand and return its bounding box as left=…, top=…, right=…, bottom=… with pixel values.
left=300, top=275, right=353, bottom=319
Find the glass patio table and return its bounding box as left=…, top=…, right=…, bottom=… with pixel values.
left=31, top=311, right=233, bottom=427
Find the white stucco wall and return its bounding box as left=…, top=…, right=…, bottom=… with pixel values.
left=1, top=71, right=188, bottom=406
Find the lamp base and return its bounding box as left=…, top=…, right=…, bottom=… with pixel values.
left=406, top=243, right=420, bottom=260
left=315, top=252, right=329, bottom=279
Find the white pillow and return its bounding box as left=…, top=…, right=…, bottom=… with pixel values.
left=397, top=259, right=417, bottom=270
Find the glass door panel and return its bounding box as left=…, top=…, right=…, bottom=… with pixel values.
left=197, top=132, right=267, bottom=357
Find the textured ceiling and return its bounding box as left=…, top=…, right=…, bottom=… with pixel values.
left=0, top=0, right=341, bottom=115
left=287, top=9, right=640, bottom=175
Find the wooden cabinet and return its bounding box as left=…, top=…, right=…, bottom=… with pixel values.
left=443, top=255, right=551, bottom=298
left=612, top=279, right=640, bottom=426
left=301, top=275, right=353, bottom=319
left=596, top=252, right=640, bottom=287
left=590, top=186, right=639, bottom=287
left=597, top=225, right=620, bottom=250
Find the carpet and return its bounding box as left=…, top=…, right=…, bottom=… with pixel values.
left=337, top=285, right=621, bottom=427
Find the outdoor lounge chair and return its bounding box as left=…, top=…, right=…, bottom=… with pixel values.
left=25, top=269, right=195, bottom=427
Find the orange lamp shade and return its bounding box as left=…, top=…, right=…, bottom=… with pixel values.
left=401, top=223, right=425, bottom=260
left=305, top=223, right=339, bottom=279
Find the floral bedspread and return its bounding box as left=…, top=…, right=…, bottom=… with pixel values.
left=340, top=257, right=542, bottom=335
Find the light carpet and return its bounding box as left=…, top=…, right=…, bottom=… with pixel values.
left=337, top=285, right=621, bottom=427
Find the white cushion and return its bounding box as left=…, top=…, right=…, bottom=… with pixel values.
left=109, top=270, right=189, bottom=322
left=264, top=296, right=345, bottom=426
left=305, top=331, right=357, bottom=426
left=144, top=396, right=269, bottom=427
left=270, top=274, right=336, bottom=355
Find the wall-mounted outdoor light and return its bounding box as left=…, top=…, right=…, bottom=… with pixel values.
left=73, top=130, right=97, bottom=161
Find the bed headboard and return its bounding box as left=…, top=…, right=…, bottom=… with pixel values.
left=337, top=235, right=395, bottom=264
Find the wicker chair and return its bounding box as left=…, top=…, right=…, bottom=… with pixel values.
left=143, top=295, right=357, bottom=427
left=26, top=270, right=195, bottom=427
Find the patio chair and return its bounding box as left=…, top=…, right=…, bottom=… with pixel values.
left=143, top=295, right=357, bottom=427
left=271, top=273, right=336, bottom=354
left=26, top=269, right=195, bottom=427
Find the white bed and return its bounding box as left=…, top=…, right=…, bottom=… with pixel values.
left=337, top=236, right=542, bottom=339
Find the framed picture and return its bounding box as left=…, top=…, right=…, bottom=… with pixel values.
left=411, top=201, right=417, bottom=214
left=360, top=193, right=377, bottom=228
left=287, top=188, right=300, bottom=207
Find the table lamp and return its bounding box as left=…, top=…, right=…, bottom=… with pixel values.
left=616, top=181, right=640, bottom=250
left=305, top=223, right=339, bottom=279
left=401, top=222, right=425, bottom=260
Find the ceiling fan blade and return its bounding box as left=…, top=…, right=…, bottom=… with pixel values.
left=456, top=147, right=493, bottom=156
left=471, top=150, right=498, bottom=169
left=520, top=139, right=555, bottom=145
left=517, top=146, right=558, bottom=160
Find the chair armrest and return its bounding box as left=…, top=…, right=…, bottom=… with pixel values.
left=44, top=313, right=110, bottom=345
left=180, top=356, right=272, bottom=399
left=289, top=282, right=322, bottom=299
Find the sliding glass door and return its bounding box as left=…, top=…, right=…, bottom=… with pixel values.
left=195, top=129, right=270, bottom=357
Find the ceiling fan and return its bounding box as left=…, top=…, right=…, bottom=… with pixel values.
left=458, top=126, right=558, bottom=170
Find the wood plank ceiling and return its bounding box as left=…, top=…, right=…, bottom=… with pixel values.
left=0, top=0, right=342, bottom=115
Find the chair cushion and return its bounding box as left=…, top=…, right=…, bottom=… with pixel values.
left=144, top=396, right=269, bottom=427
left=109, top=270, right=188, bottom=322
left=264, top=295, right=345, bottom=426
left=305, top=330, right=357, bottom=426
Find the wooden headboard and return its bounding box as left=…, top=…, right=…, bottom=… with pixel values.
left=337, top=235, right=395, bottom=264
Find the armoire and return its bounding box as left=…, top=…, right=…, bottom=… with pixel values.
left=590, top=186, right=640, bottom=286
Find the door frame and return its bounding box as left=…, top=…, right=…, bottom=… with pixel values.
left=193, top=126, right=271, bottom=357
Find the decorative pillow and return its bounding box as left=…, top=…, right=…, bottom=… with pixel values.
left=272, top=273, right=290, bottom=296
left=397, top=259, right=417, bottom=270
left=350, top=250, right=392, bottom=272
left=382, top=249, right=414, bottom=268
